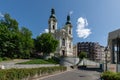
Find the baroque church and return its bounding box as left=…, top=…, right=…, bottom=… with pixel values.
left=48, top=8, right=73, bottom=56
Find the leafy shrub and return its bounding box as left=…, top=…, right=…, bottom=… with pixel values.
left=0, top=66, right=66, bottom=80
left=101, top=71, right=120, bottom=80
left=2, top=57, right=11, bottom=61
left=46, top=57, right=60, bottom=64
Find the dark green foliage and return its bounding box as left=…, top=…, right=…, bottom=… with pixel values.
left=18, top=27, right=34, bottom=58
left=0, top=13, right=34, bottom=59
left=0, top=14, right=19, bottom=58
left=0, top=66, right=66, bottom=80
left=78, top=51, right=87, bottom=59
left=77, top=51, right=87, bottom=66
left=47, top=57, right=60, bottom=64
left=101, top=71, right=120, bottom=80
left=35, top=33, right=59, bottom=55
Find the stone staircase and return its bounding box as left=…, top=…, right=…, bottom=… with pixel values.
left=60, top=57, right=100, bottom=67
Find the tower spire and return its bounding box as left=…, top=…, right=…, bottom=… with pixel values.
left=51, top=8, right=55, bottom=14
left=66, top=14, right=71, bottom=25
left=67, top=14, right=70, bottom=22
left=48, top=8, right=57, bottom=33
left=50, top=8, right=56, bottom=18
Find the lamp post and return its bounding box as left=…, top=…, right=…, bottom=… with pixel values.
left=104, top=46, right=109, bottom=71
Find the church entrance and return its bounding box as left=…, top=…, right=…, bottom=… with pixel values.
left=62, top=50, right=65, bottom=56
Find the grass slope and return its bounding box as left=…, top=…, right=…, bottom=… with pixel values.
left=17, top=59, right=59, bottom=64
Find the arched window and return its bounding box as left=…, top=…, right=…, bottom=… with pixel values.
left=69, top=43, right=71, bottom=48
left=62, top=50, right=65, bottom=56
left=62, top=38, right=65, bottom=46
left=69, top=29, right=71, bottom=34
left=53, top=25, right=55, bottom=30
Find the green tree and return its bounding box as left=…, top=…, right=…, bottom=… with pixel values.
left=0, top=13, right=34, bottom=59
left=78, top=51, right=87, bottom=60
left=77, top=51, right=87, bottom=66
left=35, top=33, right=59, bottom=56
left=19, top=27, right=34, bottom=58
left=1, top=14, right=19, bottom=32
left=0, top=14, right=19, bottom=58
left=0, top=24, right=11, bottom=57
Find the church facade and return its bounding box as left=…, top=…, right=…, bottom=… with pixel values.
left=48, top=8, right=73, bottom=56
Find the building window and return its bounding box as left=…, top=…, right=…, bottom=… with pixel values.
left=69, top=29, right=71, bottom=34
left=62, top=38, right=65, bottom=46
left=62, top=50, right=65, bottom=56
left=69, top=43, right=71, bottom=48
left=53, top=25, right=55, bottom=30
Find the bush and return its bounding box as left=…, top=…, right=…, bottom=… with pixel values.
left=2, top=57, right=11, bottom=61
left=0, top=66, right=66, bottom=80
left=47, top=57, right=60, bottom=64
left=101, top=71, right=120, bottom=80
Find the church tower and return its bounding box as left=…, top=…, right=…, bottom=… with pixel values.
left=64, top=14, right=73, bottom=56
left=48, top=8, right=57, bottom=33
left=65, top=14, right=72, bottom=36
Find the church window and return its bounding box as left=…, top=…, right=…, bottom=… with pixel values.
left=69, top=43, right=71, bottom=48
left=69, top=29, right=71, bottom=34
left=53, top=25, right=55, bottom=30
left=63, top=32, right=65, bottom=35
left=62, top=38, right=65, bottom=46
left=62, top=50, right=65, bottom=56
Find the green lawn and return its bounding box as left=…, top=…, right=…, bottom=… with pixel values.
left=17, top=59, right=59, bottom=64
left=0, top=57, right=11, bottom=62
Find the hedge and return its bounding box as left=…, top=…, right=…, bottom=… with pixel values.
left=0, top=66, right=66, bottom=80
left=101, top=71, right=120, bottom=80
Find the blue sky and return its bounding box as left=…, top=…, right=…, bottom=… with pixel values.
left=0, top=0, right=120, bottom=46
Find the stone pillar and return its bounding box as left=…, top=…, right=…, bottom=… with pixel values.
left=117, top=39, right=120, bottom=63
left=112, top=40, right=115, bottom=63
left=116, top=38, right=120, bottom=64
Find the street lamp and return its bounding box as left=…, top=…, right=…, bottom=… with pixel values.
left=104, top=46, right=109, bottom=71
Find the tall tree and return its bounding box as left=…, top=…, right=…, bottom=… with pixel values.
left=0, top=24, right=12, bottom=57
left=0, top=13, right=34, bottom=59
left=35, top=33, right=59, bottom=56
left=19, top=27, right=34, bottom=58
left=77, top=51, right=87, bottom=66
left=0, top=14, right=19, bottom=58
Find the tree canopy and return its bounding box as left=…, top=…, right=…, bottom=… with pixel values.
left=0, top=14, right=34, bottom=59
left=35, top=33, right=59, bottom=55
left=0, top=13, right=59, bottom=59
left=76, top=51, right=87, bottom=66
left=78, top=51, right=87, bottom=60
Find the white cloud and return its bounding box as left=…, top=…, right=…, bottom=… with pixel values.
left=76, top=17, right=91, bottom=39
left=0, top=12, right=4, bottom=18
left=69, top=11, right=73, bottom=15
left=39, top=29, right=49, bottom=36
left=44, top=29, right=49, bottom=33
left=39, top=33, right=42, bottom=35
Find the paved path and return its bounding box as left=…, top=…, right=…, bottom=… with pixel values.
left=37, top=68, right=101, bottom=80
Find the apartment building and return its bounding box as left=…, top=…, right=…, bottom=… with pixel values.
left=77, top=42, right=102, bottom=62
